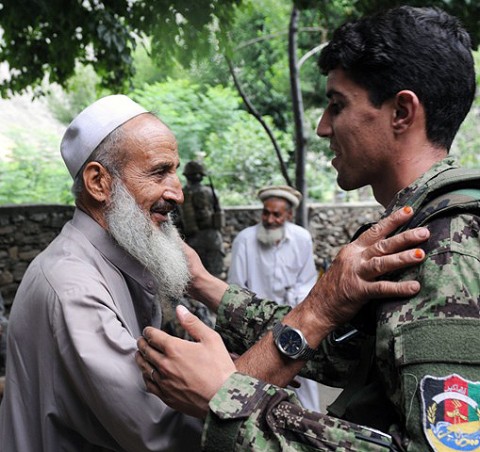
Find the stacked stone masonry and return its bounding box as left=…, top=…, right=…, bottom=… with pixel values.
left=0, top=202, right=382, bottom=313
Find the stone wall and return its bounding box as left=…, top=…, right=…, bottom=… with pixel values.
left=0, top=202, right=382, bottom=310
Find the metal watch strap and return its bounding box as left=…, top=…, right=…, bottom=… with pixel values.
left=272, top=322, right=317, bottom=361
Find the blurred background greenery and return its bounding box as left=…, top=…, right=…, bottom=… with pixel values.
left=1, top=0, right=479, bottom=207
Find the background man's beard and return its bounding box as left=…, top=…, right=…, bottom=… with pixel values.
left=105, top=179, right=190, bottom=310
left=257, top=224, right=285, bottom=247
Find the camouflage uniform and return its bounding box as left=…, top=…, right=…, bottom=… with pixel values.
left=165, top=177, right=224, bottom=338
left=180, top=182, right=224, bottom=277
left=202, top=159, right=480, bottom=451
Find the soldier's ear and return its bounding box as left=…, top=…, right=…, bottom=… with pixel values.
left=392, top=90, right=419, bottom=134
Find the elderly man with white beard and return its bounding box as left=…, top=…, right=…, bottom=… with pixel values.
left=0, top=95, right=202, bottom=452
left=0, top=94, right=429, bottom=452
left=227, top=185, right=321, bottom=412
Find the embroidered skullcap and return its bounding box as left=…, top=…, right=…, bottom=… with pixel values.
left=257, top=185, right=302, bottom=208
left=60, top=94, right=148, bottom=178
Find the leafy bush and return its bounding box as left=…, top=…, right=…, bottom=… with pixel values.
left=0, top=127, right=72, bottom=205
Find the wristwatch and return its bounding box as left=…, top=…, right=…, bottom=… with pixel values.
left=272, top=322, right=316, bottom=360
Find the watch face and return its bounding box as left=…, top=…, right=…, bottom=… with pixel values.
left=278, top=329, right=304, bottom=356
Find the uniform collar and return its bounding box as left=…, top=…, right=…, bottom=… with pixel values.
left=383, top=158, right=459, bottom=218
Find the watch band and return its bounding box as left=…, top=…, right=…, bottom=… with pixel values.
left=272, top=322, right=317, bottom=361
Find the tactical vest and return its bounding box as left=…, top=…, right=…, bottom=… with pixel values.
left=181, top=189, right=200, bottom=236
left=327, top=167, right=480, bottom=432
left=394, top=167, right=480, bottom=232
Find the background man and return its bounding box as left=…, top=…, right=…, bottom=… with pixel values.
left=0, top=95, right=202, bottom=451
left=136, top=6, right=480, bottom=451
left=228, top=184, right=320, bottom=411
left=178, top=160, right=224, bottom=277
left=166, top=160, right=225, bottom=336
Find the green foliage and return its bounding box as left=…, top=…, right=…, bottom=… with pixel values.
left=46, top=65, right=108, bottom=124
left=0, top=0, right=241, bottom=97
left=449, top=50, right=480, bottom=168
left=452, top=107, right=480, bottom=169
left=133, top=79, right=243, bottom=160
left=0, top=0, right=135, bottom=97
left=0, top=128, right=72, bottom=205
left=204, top=115, right=293, bottom=204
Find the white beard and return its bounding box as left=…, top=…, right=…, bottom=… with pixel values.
left=256, top=224, right=285, bottom=247
left=105, top=179, right=190, bottom=311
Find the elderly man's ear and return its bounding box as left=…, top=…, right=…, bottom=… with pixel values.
left=82, top=162, right=114, bottom=203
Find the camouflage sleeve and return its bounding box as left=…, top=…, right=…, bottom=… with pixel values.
left=216, top=285, right=365, bottom=386
left=202, top=372, right=398, bottom=451
left=215, top=285, right=291, bottom=356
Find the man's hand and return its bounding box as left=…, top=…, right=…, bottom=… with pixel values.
left=234, top=206, right=429, bottom=385
left=303, top=206, right=429, bottom=332
left=136, top=207, right=429, bottom=417
left=136, top=305, right=235, bottom=419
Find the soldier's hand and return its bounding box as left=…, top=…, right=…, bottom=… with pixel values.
left=136, top=305, right=235, bottom=418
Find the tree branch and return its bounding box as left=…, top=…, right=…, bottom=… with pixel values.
left=234, top=27, right=324, bottom=51
left=225, top=56, right=292, bottom=187
left=298, top=43, right=327, bottom=69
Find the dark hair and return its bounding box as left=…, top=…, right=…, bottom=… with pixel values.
left=319, top=6, right=476, bottom=150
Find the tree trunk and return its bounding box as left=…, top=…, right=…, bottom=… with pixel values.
left=289, top=4, right=308, bottom=226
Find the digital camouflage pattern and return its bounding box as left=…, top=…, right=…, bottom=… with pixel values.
left=203, top=373, right=396, bottom=451
left=203, top=159, right=480, bottom=451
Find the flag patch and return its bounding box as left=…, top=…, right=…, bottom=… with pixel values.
left=421, top=374, right=480, bottom=451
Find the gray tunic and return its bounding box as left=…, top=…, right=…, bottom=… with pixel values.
left=0, top=209, right=202, bottom=451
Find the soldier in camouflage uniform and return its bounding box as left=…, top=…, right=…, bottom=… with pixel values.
left=179, top=161, right=224, bottom=277
left=163, top=161, right=224, bottom=337
left=137, top=6, right=480, bottom=451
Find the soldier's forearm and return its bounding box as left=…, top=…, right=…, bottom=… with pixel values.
left=187, top=273, right=228, bottom=313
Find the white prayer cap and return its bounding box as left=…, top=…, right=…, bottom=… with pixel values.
left=60, top=94, right=148, bottom=178
left=257, top=185, right=302, bottom=208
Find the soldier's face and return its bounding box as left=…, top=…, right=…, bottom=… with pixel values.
left=316, top=68, right=394, bottom=194
left=261, top=198, right=292, bottom=229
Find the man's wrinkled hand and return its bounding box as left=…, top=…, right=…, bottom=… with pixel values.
left=307, top=206, right=429, bottom=330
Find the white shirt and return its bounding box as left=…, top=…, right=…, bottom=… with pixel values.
left=228, top=221, right=321, bottom=412
left=228, top=222, right=317, bottom=305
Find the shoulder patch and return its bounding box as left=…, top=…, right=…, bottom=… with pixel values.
left=421, top=374, right=480, bottom=451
